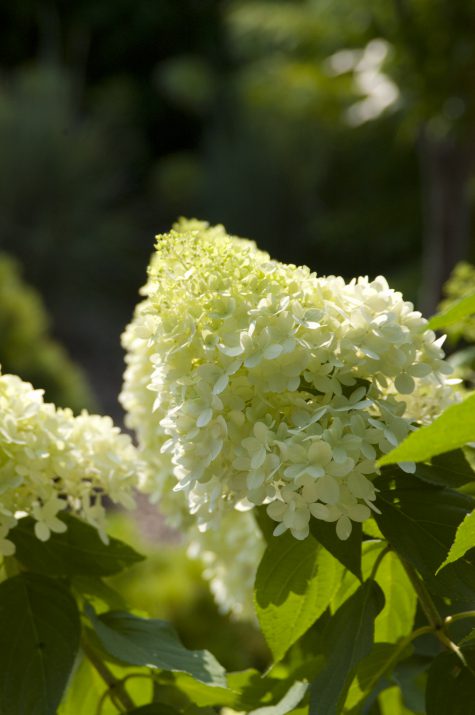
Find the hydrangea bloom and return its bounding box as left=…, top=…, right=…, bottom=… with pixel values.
left=187, top=509, right=265, bottom=619
left=121, top=219, right=453, bottom=552
left=0, top=370, right=142, bottom=555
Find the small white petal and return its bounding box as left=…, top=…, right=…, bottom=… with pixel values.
left=336, top=516, right=352, bottom=541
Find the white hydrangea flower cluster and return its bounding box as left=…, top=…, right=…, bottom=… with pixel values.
left=0, top=370, right=142, bottom=556
left=121, top=219, right=453, bottom=547
left=187, top=509, right=265, bottom=619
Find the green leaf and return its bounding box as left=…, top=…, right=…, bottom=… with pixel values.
left=230, top=670, right=312, bottom=713
left=428, top=292, right=475, bottom=331
left=345, top=642, right=413, bottom=713
left=331, top=541, right=416, bottom=643
left=0, top=573, right=80, bottom=715
left=377, top=393, right=475, bottom=466
left=426, top=651, right=475, bottom=715
left=59, top=657, right=116, bottom=715
left=374, top=552, right=417, bottom=643
left=151, top=671, right=235, bottom=708
left=378, top=687, right=416, bottom=715
left=152, top=668, right=308, bottom=713
left=86, top=606, right=226, bottom=686
left=310, top=519, right=362, bottom=579
left=332, top=541, right=385, bottom=611
left=10, top=514, right=144, bottom=576
left=248, top=681, right=308, bottom=715
left=413, top=450, right=475, bottom=488
left=437, top=509, right=475, bottom=571
left=254, top=532, right=342, bottom=662
left=309, top=579, right=385, bottom=715
left=374, top=475, right=475, bottom=602
left=71, top=574, right=127, bottom=610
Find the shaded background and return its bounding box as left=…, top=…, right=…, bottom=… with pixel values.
left=1, top=0, right=474, bottom=417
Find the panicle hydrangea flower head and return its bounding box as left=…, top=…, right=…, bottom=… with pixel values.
left=0, top=370, right=142, bottom=554
left=121, top=219, right=454, bottom=551
left=187, top=509, right=265, bottom=619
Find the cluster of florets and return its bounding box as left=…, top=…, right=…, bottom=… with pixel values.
left=121, top=219, right=453, bottom=548
left=187, top=509, right=265, bottom=619
left=0, top=371, right=142, bottom=556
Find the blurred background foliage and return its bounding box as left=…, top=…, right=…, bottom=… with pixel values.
left=0, top=252, right=95, bottom=411
left=1, top=0, right=475, bottom=667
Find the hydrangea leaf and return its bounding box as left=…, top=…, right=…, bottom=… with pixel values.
left=151, top=671, right=238, bottom=708
left=331, top=541, right=415, bottom=644
left=309, top=519, right=362, bottom=580
left=86, top=606, right=226, bottom=686
left=344, top=642, right=413, bottom=712
left=59, top=656, right=118, bottom=715
left=428, top=292, right=475, bottom=331
left=374, top=475, right=475, bottom=601
left=437, top=509, right=475, bottom=572
left=378, top=687, right=418, bottom=715
left=426, top=651, right=475, bottom=715
left=9, top=514, right=144, bottom=576
left=373, top=551, right=417, bottom=643
left=152, top=668, right=310, bottom=713
left=309, top=579, right=385, bottom=715
left=412, top=450, right=475, bottom=488
left=0, top=573, right=80, bottom=715
left=377, top=393, right=475, bottom=466
left=254, top=532, right=343, bottom=663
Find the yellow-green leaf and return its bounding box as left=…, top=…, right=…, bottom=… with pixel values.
left=437, top=509, right=475, bottom=572
left=377, top=393, right=475, bottom=466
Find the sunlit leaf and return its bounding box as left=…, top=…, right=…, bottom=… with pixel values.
left=377, top=393, right=475, bottom=466
left=437, top=509, right=475, bottom=572
left=374, top=551, right=417, bottom=643
left=254, top=532, right=342, bottom=662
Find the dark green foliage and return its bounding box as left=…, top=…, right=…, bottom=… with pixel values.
left=0, top=573, right=80, bottom=715
left=86, top=606, right=227, bottom=685
left=9, top=514, right=144, bottom=577
left=374, top=474, right=475, bottom=602
left=426, top=650, right=475, bottom=715
left=309, top=580, right=385, bottom=715
left=310, top=519, right=362, bottom=580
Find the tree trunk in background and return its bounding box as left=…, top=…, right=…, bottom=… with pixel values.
left=419, top=130, right=473, bottom=316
